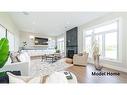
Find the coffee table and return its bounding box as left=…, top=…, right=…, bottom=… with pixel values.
left=46, top=71, right=77, bottom=83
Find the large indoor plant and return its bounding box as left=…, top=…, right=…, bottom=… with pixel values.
left=0, top=38, right=9, bottom=68
left=92, top=37, right=103, bottom=71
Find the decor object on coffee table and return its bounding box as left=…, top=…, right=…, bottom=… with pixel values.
left=92, top=37, right=103, bottom=71
left=0, top=38, right=9, bottom=68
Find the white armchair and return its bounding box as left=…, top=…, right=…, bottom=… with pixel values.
left=73, top=53, right=89, bottom=66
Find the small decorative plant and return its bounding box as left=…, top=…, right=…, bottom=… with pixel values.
left=56, top=50, right=60, bottom=53
left=20, top=41, right=27, bottom=50
left=55, top=46, right=60, bottom=53
left=0, top=38, right=9, bottom=68
left=55, top=46, right=57, bottom=50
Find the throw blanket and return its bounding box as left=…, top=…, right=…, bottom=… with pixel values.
left=30, top=59, right=73, bottom=77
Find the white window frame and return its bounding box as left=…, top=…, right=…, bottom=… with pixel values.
left=0, top=25, right=6, bottom=39
left=57, top=37, right=65, bottom=53
left=83, top=19, right=119, bottom=62
left=7, top=31, right=15, bottom=51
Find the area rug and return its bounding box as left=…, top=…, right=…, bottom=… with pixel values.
left=30, top=59, right=73, bottom=76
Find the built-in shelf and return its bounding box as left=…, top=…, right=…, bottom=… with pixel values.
left=20, top=45, right=48, bottom=50
left=30, top=45, right=48, bottom=47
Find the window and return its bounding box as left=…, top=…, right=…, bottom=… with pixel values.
left=83, top=20, right=118, bottom=61
left=7, top=31, right=15, bottom=51
left=105, top=32, right=117, bottom=59
left=48, top=39, right=56, bottom=50
left=85, top=36, right=92, bottom=57
left=57, top=37, right=64, bottom=53
left=95, top=34, right=103, bottom=56
left=94, top=22, right=117, bottom=33
left=0, top=25, right=6, bottom=39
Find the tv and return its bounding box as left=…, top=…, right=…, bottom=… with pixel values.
left=34, top=37, right=48, bottom=45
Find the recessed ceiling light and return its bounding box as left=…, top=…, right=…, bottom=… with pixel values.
left=66, top=22, right=70, bottom=25
left=23, top=12, right=29, bottom=15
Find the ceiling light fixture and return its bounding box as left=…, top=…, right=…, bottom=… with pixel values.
left=29, top=35, right=34, bottom=40
left=23, top=12, right=29, bottom=15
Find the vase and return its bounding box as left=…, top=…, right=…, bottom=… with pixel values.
left=93, top=55, right=103, bottom=71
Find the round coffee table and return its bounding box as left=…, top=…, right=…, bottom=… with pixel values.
left=46, top=71, right=77, bottom=83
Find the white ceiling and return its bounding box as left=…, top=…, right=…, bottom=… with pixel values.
left=9, top=12, right=108, bottom=36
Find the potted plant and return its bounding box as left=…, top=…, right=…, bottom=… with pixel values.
left=54, top=46, right=57, bottom=51
left=54, top=46, right=60, bottom=53
left=56, top=50, right=60, bottom=53
left=0, top=38, right=9, bottom=68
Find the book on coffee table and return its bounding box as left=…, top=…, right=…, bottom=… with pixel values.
left=64, top=71, right=73, bottom=80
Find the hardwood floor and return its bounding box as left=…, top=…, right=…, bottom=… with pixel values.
left=65, top=64, right=127, bottom=83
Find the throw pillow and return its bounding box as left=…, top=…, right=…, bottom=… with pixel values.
left=7, top=72, right=43, bottom=83
left=10, top=52, right=21, bottom=63
left=78, top=53, right=83, bottom=56
left=17, top=52, right=30, bottom=62
left=0, top=71, right=21, bottom=83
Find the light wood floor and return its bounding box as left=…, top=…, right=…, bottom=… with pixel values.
left=31, top=57, right=127, bottom=83
left=65, top=64, right=127, bottom=83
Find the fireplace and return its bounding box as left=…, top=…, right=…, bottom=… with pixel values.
left=66, top=27, right=78, bottom=59
left=67, top=50, right=74, bottom=58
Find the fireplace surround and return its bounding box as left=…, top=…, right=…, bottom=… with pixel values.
left=66, top=27, right=78, bottom=58
left=67, top=50, right=74, bottom=58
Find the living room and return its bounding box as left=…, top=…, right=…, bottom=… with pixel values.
left=0, top=12, right=127, bottom=83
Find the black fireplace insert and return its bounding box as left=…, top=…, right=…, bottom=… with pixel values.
left=67, top=50, right=74, bottom=58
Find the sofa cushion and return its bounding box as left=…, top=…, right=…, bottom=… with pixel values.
left=10, top=52, right=21, bottom=63
left=78, top=53, right=83, bottom=56
left=17, top=52, right=30, bottom=62
left=7, top=72, right=43, bottom=83
left=73, top=53, right=88, bottom=66
left=0, top=71, right=21, bottom=83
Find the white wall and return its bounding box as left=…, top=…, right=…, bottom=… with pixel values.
left=78, top=12, right=127, bottom=72
left=20, top=31, right=56, bottom=49
left=0, top=13, right=20, bottom=51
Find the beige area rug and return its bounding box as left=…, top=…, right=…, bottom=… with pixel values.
left=29, top=59, right=73, bottom=77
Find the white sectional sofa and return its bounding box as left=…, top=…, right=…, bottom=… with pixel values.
left=0, top=52, right=30, bottom=76
left=0, top=62, right=29, bottom=76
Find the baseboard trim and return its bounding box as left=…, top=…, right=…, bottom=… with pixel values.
left=89, top=63, right=127, bottom=73
left=102, top=64, right=127, bottom=73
